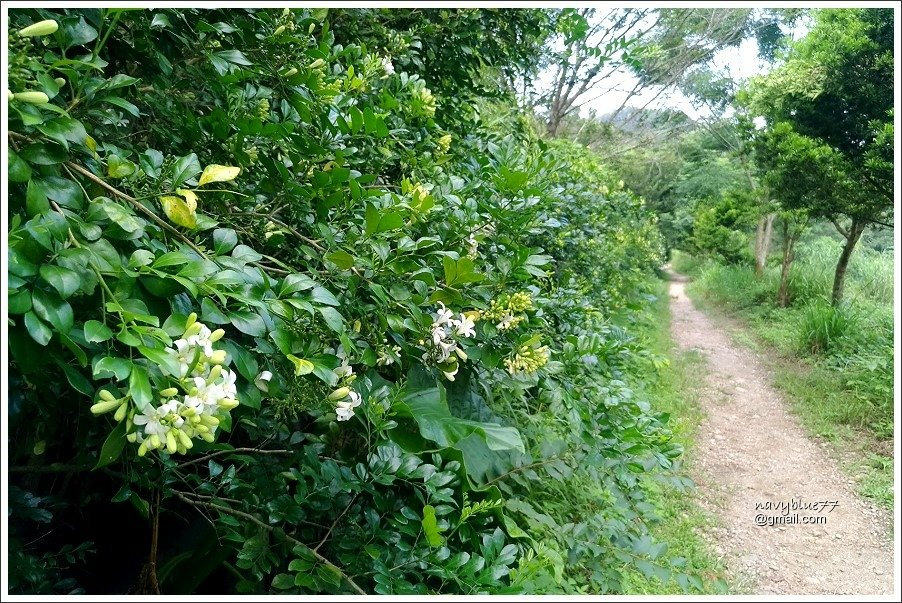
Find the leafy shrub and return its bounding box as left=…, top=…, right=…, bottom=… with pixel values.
left=7, top=8, right=688, bottom=596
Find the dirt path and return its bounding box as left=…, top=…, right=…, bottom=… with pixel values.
left=667, top=271, right=894, bottom=595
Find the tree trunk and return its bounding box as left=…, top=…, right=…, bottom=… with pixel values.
left=830, top=219, right=865, bottom=306
left=754, top=213, right=775, bottom=276
left=777, top=221, right=797, bottom=307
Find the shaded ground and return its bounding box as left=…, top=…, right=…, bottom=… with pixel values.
left=667, top=271, right=893, bottom=595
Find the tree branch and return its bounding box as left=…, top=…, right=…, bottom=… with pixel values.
left=172, top=491, right=366, bottom=595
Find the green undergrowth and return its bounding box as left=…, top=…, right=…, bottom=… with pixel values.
left=621, top=278, right=732, bottom=594
left=672, top=251, right=893, bottom=511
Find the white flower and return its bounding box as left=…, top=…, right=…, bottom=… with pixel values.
left=382, top=56, right=394, bottom=75
left=255, top=370, right=273, bottom=392
left=334, top=363, right=354, bottom=380
left=335, top=391, right=362, bottom=421
left=454, top=313, right=476, bottom=338
left=191, top=325, right=216, bottom=357
left=433, top=302, right=454, bottom=327
left=134, top=405, right=169, bottom=438
left=218, top=368, right=238, bottom=400
left=497, top=314, right=514, bottom=331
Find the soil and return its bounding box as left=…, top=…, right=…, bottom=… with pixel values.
left=667, top=271, right=894, bottom=595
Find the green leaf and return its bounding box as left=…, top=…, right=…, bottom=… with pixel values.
left=280, top=273, right=316, bottom=296
left=309, top=287, right=339, bottom=307
left=170, top=153, right=201, bottom=188
left=9, top=150, right=32, bottom=182
left=229, top=310, right=266, bottom=337
left=93, top=356, right=132, bottom=381
left=137, top=346, right=182, bottom=377
left=26, top=179, right=50, bottom=216
left=198, top=164, right=241, bottom=186
left=94, top=421, right=127, bottom=469
left=159, top=195, right=197, bottom=229
left=40, top=176, right=84, bottom=209
left=214, top=49, right=252, bottom=66
left=324, top=249, right=354, bottom=270
left=24, top=311, right=52, bottom=346
left=221, top=340, right=258, bottom=381
left=8, top=290, right=32, bottom=315
left=365, top=203, right=380, bottom=237
left=129, top=364, right=153, bottom=411
left=107, top=154, right=137, bottom=179
left=101, top=95, right=140, bottom=117
left=36, top=116, right=88, bottom=148
left=40, top=264, right=81, bottom=299
left=272, top=574, right=294, bottom=590
left=212, top=228, right=238, bottom=254
left=31, top=288, right=74, bottom=333
left=421, top=504, right=445, bottom=547
left=395, top=380, right=524, bottom=453
left=20, top=142, right=68, bottom=165
left=318, top=307, right=344, bottom=333
left=84, top=320, right=113, bottom=343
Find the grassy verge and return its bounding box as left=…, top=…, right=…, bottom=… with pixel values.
left=621, top=278, right=733, bottom=595
left=671, top=251, right=893, bottom=511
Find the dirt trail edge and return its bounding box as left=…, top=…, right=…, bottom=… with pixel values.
left=667, top=271, right=893, bottom=595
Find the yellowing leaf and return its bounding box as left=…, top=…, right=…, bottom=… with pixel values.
left=287, top=354, right=314, bottom=376
left=176, top=188, right=198, bottom=211
left=198, top=164, right=240, bottom=187
left=159, top=195, right=197, bottom=229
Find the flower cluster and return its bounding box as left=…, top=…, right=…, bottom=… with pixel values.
left=420, top=303, right=476, bottom=381
left=92, top=314, right=240, bottom=457
left=481, top=291, right=533, bottom=332
left=381, top=56, right=395, bottom=76
left=329, top=363, right=361, bottom=421
left=376, top=338, right=403, bottom=367
left=504, top=342, right=550, bottom=375
left=436, top=133, right=452, bottom=155
left=409, top=84, right=437, bottom=119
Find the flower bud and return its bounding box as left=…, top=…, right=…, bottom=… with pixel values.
left=54, top=77, right=66, bottom=88
left=99, top=389, right=117, bottom=402
left=200, top=431, right=216, bottom=443
left=455, top=347, right=468, bottom=362
left=274, top=25, right=286, bottom=36
left=91, top=399, right=122, bottom=415
left=208, top=364, right=223, bottom=382
left=149, top=434, right=162, bottom=450
left=328, top=387, right=350, bottom=401
left=185, top=312, right=198, bottom=330
left=177, top=442, right=187, bottom=455
left=282, top=67, right=298, bottom=77
left=210, top=328, right=225, bottom=342
left=160, top=387, right=179, bottom=397
left=199, top=414, right=220, bottom=427
left=127, top=432, right=138, bottom=443
left=196, top=423, right=210, bottom=433
left=166, top=430, right=178, bottom=454
left=218, top=398, right=239, bottom=410
left=209, top=350, right=227, bottom=365
left=309, top=58, right=325, bottom=70
left=184, top=321, right=203, bottom=338
left=18, top=19, right=59, bottom=37
left=138, top=440, right=149, bottom=456
left=177, top=430, right=194, bottom=449
left=114, top=401, right=128, bottom=422
left=283, top=7, right=291, bottom=16
left=6, top=90, right=13, bottom=101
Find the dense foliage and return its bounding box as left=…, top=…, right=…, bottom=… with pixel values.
left=6, top=8, right=696, bottom=595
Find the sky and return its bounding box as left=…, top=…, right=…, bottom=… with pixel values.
left=555, top=11, right=811, bottom=123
